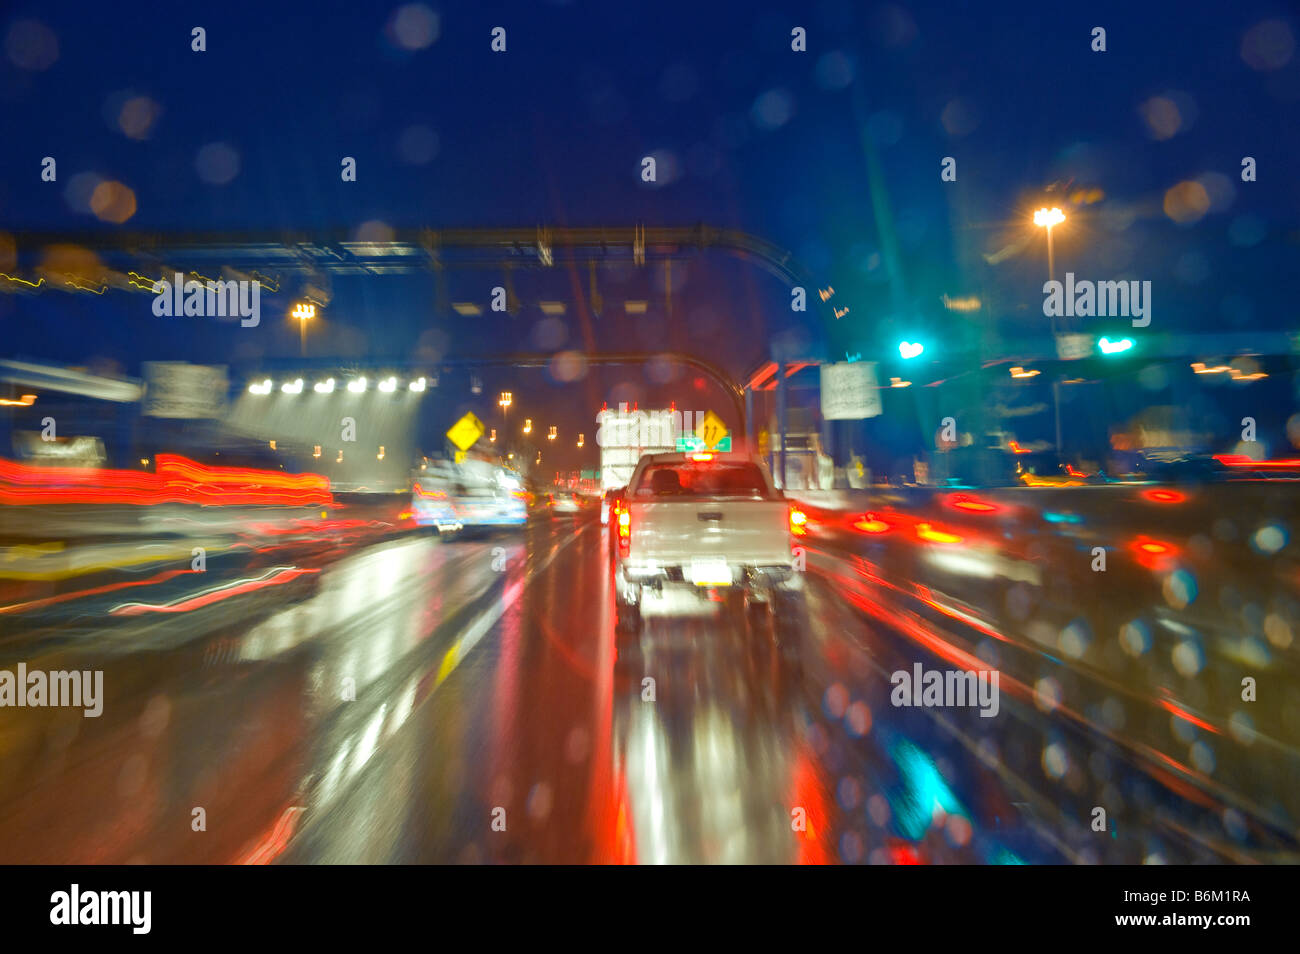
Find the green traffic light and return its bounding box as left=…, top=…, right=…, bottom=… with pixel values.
left=1097, top=336, right=1134, bottom=355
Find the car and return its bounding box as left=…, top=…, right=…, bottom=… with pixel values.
left=612, top=451, right=807, bottom=653
left=546, top=491, right=585, bottom=514
left=409, top=458, right=527, bottom=534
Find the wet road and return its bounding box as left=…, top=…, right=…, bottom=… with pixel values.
left=2, top=498, right=1298, bottom=864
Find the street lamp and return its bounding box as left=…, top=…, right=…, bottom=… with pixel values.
left=1035, top=206, right=1068, bottom=468
left=577, top=433, right=584, bottom=448
left=291, top=301, right=315, bottom=356
left=1033, top=207, right=1065, bottom=284
left=547, top=426, right=557, bottom=441
left=523, top=418, right=532, bottom=435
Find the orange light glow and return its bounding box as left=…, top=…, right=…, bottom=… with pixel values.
left=1131, top=535, right=1180, bottom=568
left=789, top=507, right=808, bottom=536
left=854, top=514, right=891, bottom=534
left=948, top=494, right=999, bottom=513
left=1142, top=488, right=1186, bottom=503
left=916, top=523, right=963, bottom=544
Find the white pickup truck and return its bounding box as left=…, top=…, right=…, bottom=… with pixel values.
left=612, top=451, right=807, bottom=652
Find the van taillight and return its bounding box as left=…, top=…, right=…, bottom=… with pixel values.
left=617, top=508, right=631, bottom=557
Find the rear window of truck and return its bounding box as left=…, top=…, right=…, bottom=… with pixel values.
left=633, top=462, right=770, bottom=498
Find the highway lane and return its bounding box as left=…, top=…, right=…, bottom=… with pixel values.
left=1, top=507, right=1296, bottom=863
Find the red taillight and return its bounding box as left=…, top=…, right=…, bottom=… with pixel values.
left=789, top=506, right=808, bottom=536
left=617, top=508, right=631, bottom=557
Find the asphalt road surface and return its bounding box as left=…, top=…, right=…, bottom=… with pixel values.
left=2, top=499, right=1297, bottom=864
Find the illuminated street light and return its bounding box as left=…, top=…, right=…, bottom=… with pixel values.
left=1033, top=207, right=1065, bottom=229
left=490, top=429, right=497, bottom=442
left=281, top=378, right=303, bottom=394
left=291, top=301, right=316, bottom=356
left=498, top=391, right=512, bottom=409
left=347, top=377, right=367, bottom=393
left=547, top=425, right=557, bottom=441
left=1098, top=336, right=1134, bottom=355
left=1033, top=207, right=1066, bottom=285
left=523, top=418, right=532, bottom=434
left=1035, top=206, right=1069, bottom=467
left=378, top=376, right=397, bottom=393
left=314, top=378, right=335, bottom=394
left=248, top=378, right=272, bottom=395
left=409, top=377, right=426, bottom=392
left=577, top=433, right=584, bottom=448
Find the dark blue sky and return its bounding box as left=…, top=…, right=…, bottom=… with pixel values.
left=2, top=0, right=1297, bottom=391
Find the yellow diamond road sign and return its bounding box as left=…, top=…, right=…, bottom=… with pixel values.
left=446, top=412, right=486, bottom=451
left=695, top=410, right=729, bottom=450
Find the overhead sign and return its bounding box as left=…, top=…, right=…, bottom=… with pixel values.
left=694, top=410, right=729, bottom=450
left=446, top=412, right=486, bottom=451
left=1055, top=333, right=1092, bottom=360
left=143, top=362, right=228, bottom=419
left=676, top=434, right=733, bottom=452
left=820, top=361, right=881, bottom=420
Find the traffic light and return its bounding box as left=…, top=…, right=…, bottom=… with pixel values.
left=898, top=340, right=925, bottom=359
left=1097, top=336, right=1134, bottom=355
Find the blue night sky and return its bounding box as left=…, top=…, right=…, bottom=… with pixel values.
left=1, top=0, right=1297, bottom=452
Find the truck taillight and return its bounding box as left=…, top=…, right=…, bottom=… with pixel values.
left=617, top=508, right=631, bottom=557
left=789, top=506, right=808, bottom=536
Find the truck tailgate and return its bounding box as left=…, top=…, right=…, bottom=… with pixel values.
left=628, top=500, right=792, bottom=567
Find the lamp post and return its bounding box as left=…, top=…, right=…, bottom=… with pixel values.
left=498, top=391, right=512, bottom=459
left=291, top=301, right=316, bottom=356
left=1034, top=207, right=1067, bottom=466
left=1032, top=207, right=1065, bottom=286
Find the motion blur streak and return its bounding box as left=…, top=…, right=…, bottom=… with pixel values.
left=109, top=566, right=320, bottom=615
left=0, top=454, right=332, bottom=507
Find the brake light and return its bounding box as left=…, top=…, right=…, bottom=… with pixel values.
left=691, top=453, right=713, bottom=461
left=617, top=508, right=631, bottom=557
left=789, top=506, right=808, bottom=536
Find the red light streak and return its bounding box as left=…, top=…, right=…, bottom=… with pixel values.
left=0, top=455, right=333, bottom=507
left=1142, top=489, right=1186, bottom=503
